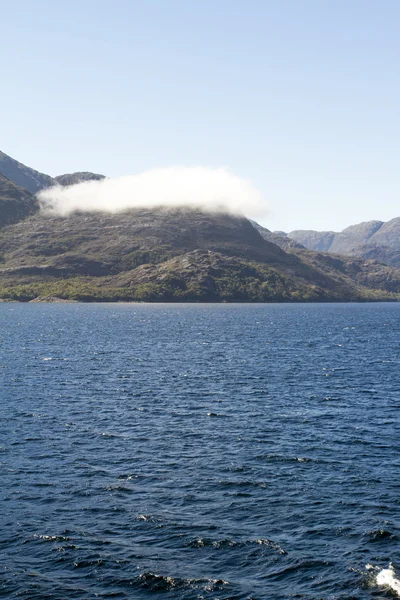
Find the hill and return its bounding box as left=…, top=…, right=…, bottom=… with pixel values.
left=0, top=207, right=399, bottom=302
left=0, top=150, right=56, bottom=193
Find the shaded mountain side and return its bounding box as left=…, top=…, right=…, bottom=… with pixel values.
left=0, top=208, right=399, bottom=302
left=0, top=174, right=39, bottom=228
left=55, top=172, right=106, bottom=186
left=0, top=150, right=56, bottom=193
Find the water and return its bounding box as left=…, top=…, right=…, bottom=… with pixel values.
left=1, top=303, right=400, bottom=599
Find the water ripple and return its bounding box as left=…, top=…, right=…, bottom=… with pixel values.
left=1, top=303, right=400, bottom=599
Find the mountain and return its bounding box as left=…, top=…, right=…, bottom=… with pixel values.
left=55, top=172, right=106, bottom=186
left=0, top=149, right=399, bottom=303
left=0, top=174, right=39, bottom=228
left=288, top=229, right=335, bottom=252
left=0, top=150, right=56, bottom=193
left=288, top=219, right=400, bottom=269
left=0, top=206, right=400, bottom=302
left=0, top=150, right=105, bottom=193
left=289, top=221, right=384, bottom=254
left=250, top=220, right=305, bottom=250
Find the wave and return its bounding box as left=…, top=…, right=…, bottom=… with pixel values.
left=136, top=572, right=229, bottom=592
left=376, top=564, right=400, bottom=595
left=366, top=528, right=396, bottom=541
left=186, top=536, right=286, bottom=554
left=254, top=453, right=320, bottom=463
left=367, top=563, right=400, bottom=596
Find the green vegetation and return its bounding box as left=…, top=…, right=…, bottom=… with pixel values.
left=118, top=248, right=177, bottom=271
left=0, top=257, right=398, bottom=303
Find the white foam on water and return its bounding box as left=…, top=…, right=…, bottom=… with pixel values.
left=375, top=564, right=400, bottom=595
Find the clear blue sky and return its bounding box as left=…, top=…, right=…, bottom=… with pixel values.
left=3, top=0, right=400, bottom=231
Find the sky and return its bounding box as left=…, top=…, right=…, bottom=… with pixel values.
left=2, top=0, right=400, bottom=232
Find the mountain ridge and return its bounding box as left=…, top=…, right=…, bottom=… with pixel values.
left=0, top=150, right=56, bottom=194
left=0, top=150, right=105, bottom=194
left=287, top=218, right=400, bottom=268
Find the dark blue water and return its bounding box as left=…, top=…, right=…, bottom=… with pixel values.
left=1, top=303, right=400, bottom=599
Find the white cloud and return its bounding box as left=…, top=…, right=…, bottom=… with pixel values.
left=38, top=166, right=268, bottom=219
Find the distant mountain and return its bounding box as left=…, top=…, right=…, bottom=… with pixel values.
left=289, top=221, right=384, bottom=254
left=0, top=151, right=56, bottom=194
left=288, top=219, right=400, bottom=269
left=0, top=173, right=39, bottom=228
left=0, top=151, right=105, bottom=193
left=288, top=230, right=335, bottom=252
left=250, top=221, right=305, bottom=250
left=55, top=172, right=106, bottom=186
